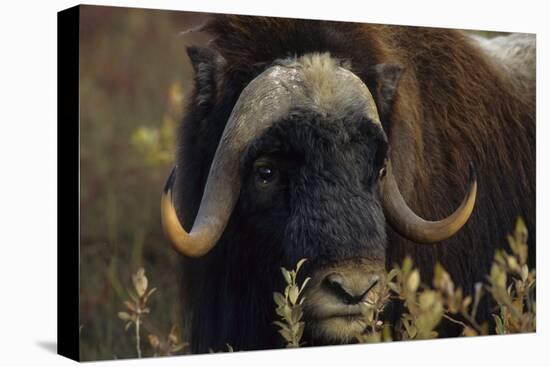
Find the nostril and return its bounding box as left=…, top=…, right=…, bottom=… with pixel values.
left=324, top=272, right=354, bottom=304
left=359, top=276, right=379, bottom=301
left=324, top=273, right=379, bottom=305
left=325, top=273, right=345, bottom=289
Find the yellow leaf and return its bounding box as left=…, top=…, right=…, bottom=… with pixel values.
left=168, top=325, right=181, bottom=344
left=289, top=285, right=299, bottom=305
left=148, top=334, right=160, bottom=349
left=118, top=311, right=132, bottom=321
left=281, top=267, right=292, bottom=285
left=132, top=268, right=148, bottom=297
left=463, top=326, right=478, bottom=337
left=407, top=270, right=420, bottom=293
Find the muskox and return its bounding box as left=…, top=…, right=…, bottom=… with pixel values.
left=160, top=16, right=535, bottom=352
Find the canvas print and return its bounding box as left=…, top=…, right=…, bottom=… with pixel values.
left=58, top=4, right=536, bottom=361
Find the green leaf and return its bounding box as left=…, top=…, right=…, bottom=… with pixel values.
left=514, top=217, right=528, bottom=244
left=365, top=332, right=382, bottom=343
left=296, top=258, right=307, bottom=273
left=359, top=302, right=375, bottom=320
left=290, top=306, right=303, bottom=325
left=132, top=267, right=148, bottom=297
left=299, top=277, right=311, bottom=294
left=461, top=296, right=472, bottom=313
left=419, top=291, right=436, bottom=310
left=124, top=321, right=133, bottom=331
left=273, top=292, right=285, bottom=307
left=278, top=328, right=293, bottom=343
left=143, top=287, right=157, bottom=302
left=406, top=270, right=420, bottom=293
left=296, top=322, right=305, bottom=344
left=275, top=306, right=287, bottom=318
left=282, top=304, right=292, bottom=320
left=387, top=268, right=400, bottom=282
left=289, top=285, right=299, bottom=305
left=402, top=256, right=413, bottom=275
left=402, top=318, right=416, bottom=338
left=463, top=326, right=478, bottom=337
left=281, top=268, right=292, bottom=285
left=493, top=314, right=505, bottom=334
left=382, top=324, right=392, bottom=342
left=490, top=263, right=507, bottom=289
left=521, top=265, right=529, bottom=282
left=273, top=321, right=290, bottom=332
left=433, top=263, right=446, bottom=289
left=118, top=312, right=132, bottom=321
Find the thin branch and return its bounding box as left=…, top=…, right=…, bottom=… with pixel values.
left=442, top=314, right=469, bottom=330
left=135, top=316, right=142, bottom=358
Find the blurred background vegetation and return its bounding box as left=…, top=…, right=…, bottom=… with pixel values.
left=78, top=5, right=511, bottom=360
left=79, top=5, right=209, bottom=360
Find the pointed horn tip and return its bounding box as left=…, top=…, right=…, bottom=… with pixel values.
left=382, top=160, right=478, bottom=244
left=160, top=166, right=188, bottom=256
left=163, top=166, right=177, bottom=194
left=160, top=187, right=195, bottom=257
left=468, top=162, right=477, bottom=183
left=160, top=166, right=217, bottom=258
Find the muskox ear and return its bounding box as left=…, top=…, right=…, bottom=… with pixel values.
left=365, top=63, right=404, bottom=127
left=186, top=46, right=226, bottom=107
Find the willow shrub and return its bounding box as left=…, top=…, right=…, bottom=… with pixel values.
left=275, top=218, right=536, bottom=346
left=116, top=218, right=535, bottom=357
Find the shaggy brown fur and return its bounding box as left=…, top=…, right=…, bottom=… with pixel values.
left=176, top=15, right=535, bottom=350
left=200, top=15, right=535, bottom=282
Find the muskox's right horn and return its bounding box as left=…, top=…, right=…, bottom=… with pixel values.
left=381, top=161, right=477, bottom=244
left=160, top=65, right=299, bottom=257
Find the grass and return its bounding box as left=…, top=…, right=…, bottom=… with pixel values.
left=78, top=7, right=208, bottom=360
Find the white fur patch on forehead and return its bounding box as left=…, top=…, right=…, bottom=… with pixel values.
left=278, top=53, right=380, bottom=122
left=301, top=53, right=347, bottom=110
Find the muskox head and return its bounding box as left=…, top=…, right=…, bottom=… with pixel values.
left=161, top=53, right=476, bottom=344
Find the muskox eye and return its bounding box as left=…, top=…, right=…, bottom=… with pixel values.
left=255, top=165, right=278, bottom=185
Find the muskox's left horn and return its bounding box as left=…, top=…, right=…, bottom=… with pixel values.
left=160, top=165, right=234, bottom=257
left=381, top=161, right=477, bottom=243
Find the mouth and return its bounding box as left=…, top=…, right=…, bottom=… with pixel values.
left=310, top=303, right=365, bottom=320
left=306, top=299, right=385, bottom=339
left=305, top=312, right=369, bottom=344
